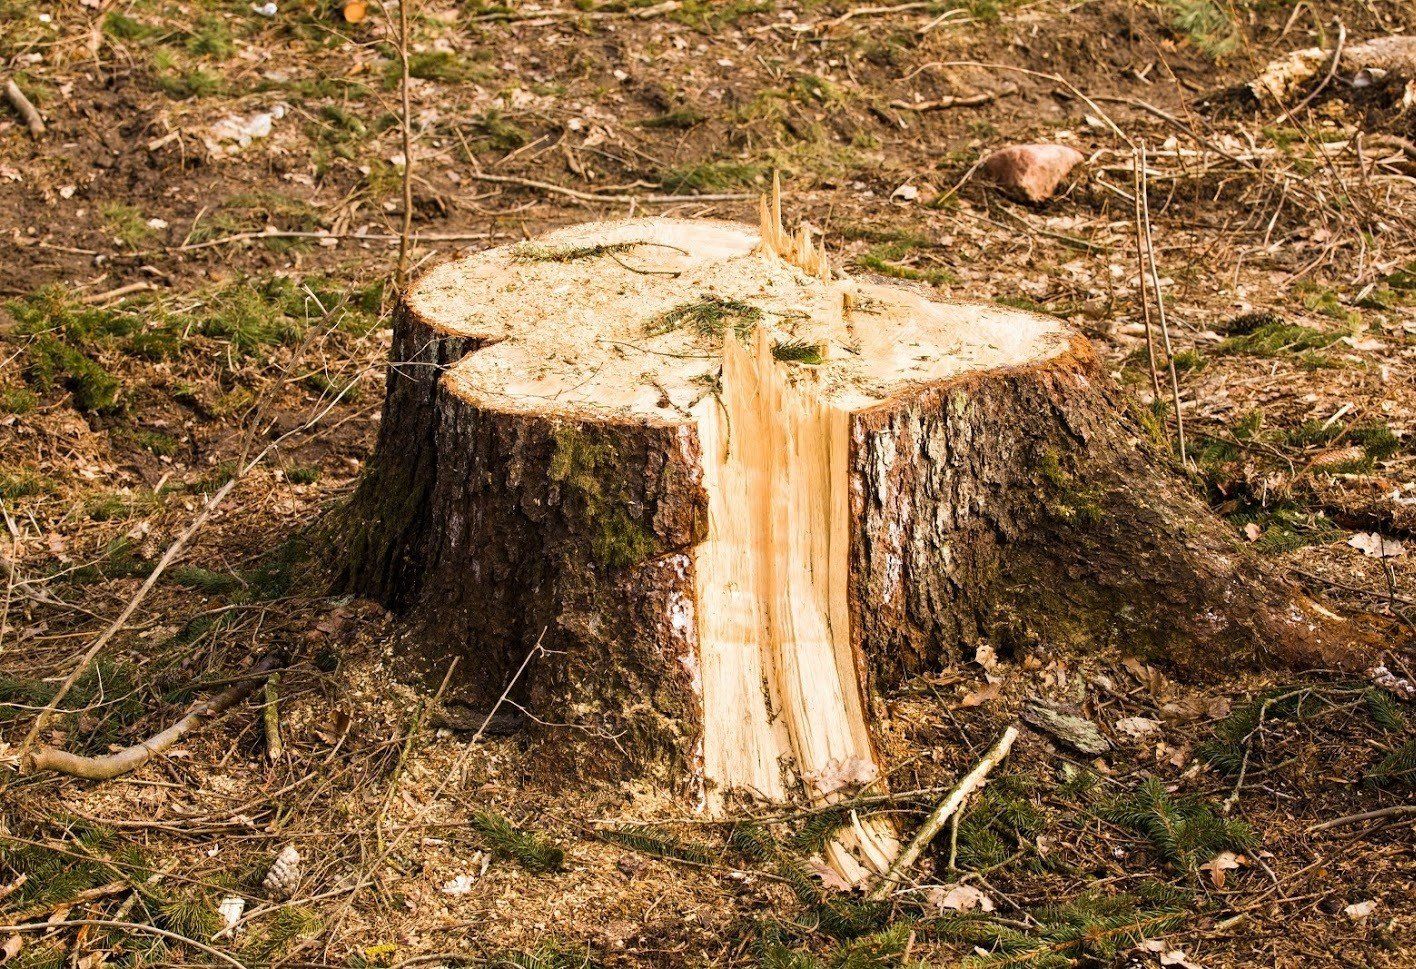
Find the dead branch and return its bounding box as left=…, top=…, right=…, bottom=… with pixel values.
left=1132, top=148, right=1165, bottom=424
left=3, top=79, right=44, bottom=138
left=394, top=0, right=415, bottom=288
left=887, top=84, right=1016, bottom=112
left=460, top=170, right=753, bottom=205
left=1308, top=804, right=1416, bottom=833
left=24, top=655, right=282, bottom=780
left=263, top=672, right=284, bottom=761
left=17, top=474, right=243, bottom=755
left=866, top=725, right=1019, bottom=901
left=0, top=920, right=248, bottom=969
left=1136, top=143, right=1188, bottom=464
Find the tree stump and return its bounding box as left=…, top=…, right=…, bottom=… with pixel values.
left=333, top=197, right=1368, bottom=880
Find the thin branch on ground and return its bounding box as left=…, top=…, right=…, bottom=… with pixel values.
left=25, top=655, right=282, bottom=780
left=866, top=725, right=1019, bottom=901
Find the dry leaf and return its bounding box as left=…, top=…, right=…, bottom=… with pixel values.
left=1, top=935, right=22, bottom=964
left=1348, top=532, right=1406, bottom=558
left=1199, top=850, right=1243, bottom=888
left=958, top=681, right=1003, bottom=708
left=1115, top=716, right=1162, bottom=738
left=806, top=857, right=852, bottom=892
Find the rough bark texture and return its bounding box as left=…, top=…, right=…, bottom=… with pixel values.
left=333, top=298, right=708, bottom=785
left=333, top=255, right=1374, bottom=788
left=850, top=334, right=1366, bottom=688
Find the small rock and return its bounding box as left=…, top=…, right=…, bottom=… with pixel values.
left=981, top=144, right=1085, bottom=203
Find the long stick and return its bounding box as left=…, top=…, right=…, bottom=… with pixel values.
left=18, top=475, right=239, bottom=754
left=0, top=921, right=247, bottom=969
left=1137, top=143, right=1188, bottom=464
left=395, top=0, right=414, bottom=288
left=18, top=342, right=364, bottom=757
left=25, top=656, right=281, bottom=780
left=1132, top=148, right=1164, bottom=415
left=1308, top=804, right=1416, bottom=833
left=866, top=725, right=1018, bottom=901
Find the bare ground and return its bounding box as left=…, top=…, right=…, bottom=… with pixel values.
left=1, top=2, right=1414, bottom=967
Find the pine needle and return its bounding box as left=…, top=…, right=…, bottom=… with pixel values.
left=469, top=810, right=565, bottom=874
left=596, top=825, right=717, bottom=866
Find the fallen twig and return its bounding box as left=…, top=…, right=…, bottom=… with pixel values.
left=80, top=282, right=157, bottom=305
left=24, top=655, right=282, bottom=780
left=263, top=672, right=283, bottom=761
left=888, top=84, right=1015, bottom=112
left=866, top=725, right=1018, bottom=901
left=0, top=920, right=248, bottom=969
left=1135, top=143, right=1188, bottom=464
left=4, top=79, right=44, bottom=138
left=461, top=170, right=752, bottom=205
left=17, top=474, right=244, bottom=755
left=1132, top=148, right=1165, bottom=428
left=1308, top=804, right=1416, bottom=833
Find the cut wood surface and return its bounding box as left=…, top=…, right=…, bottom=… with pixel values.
left=333, top=196, right=1371, bottom=882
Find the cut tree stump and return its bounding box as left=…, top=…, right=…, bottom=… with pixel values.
left=332, top=192, right=1371, bottom=881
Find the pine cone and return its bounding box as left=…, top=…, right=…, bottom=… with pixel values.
left=262, top=845, right=301, bottom=899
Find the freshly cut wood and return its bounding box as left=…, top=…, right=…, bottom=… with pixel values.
left=332, top=195, right=1369, bottom=881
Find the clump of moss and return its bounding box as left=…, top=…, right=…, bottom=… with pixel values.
left=467, top=108, right=531, bottom=151
left=549, top=428, right=660, bottom=569
left=1214, top=320, right=1347, bottom=357
left=657, top=160, right=764, bottom=193
left=1038, top=449, right=1105, bottom=525
left=857, top=239, right=955, bottom=287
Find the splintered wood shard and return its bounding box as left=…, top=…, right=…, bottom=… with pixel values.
left=334, top=215, right=1371, bottom=883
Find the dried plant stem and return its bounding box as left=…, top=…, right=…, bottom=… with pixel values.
left=1132, top=148, right=1164, bottom=412
left=1136, top=143, right=1188, bottom=464
left=866, top=725, right=1018, bottom=901
left=395, top=0, right=415, bottom=289
left=0, top=920, right=248, bottom=969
